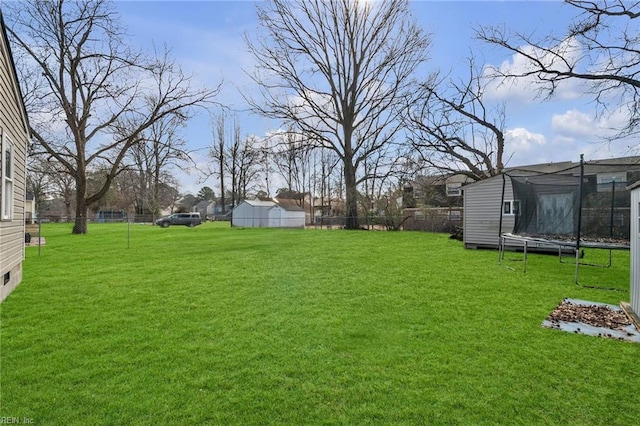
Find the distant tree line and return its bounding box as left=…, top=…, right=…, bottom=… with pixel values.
left=12, top=0, right=640, bottom=231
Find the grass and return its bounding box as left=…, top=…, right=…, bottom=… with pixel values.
left=1, top=222, right=639, bottom=424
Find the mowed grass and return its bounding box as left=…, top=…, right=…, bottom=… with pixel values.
left=1, top=223, right=639, bottom=424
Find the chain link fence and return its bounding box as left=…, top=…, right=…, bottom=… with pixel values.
left=30, top=209, right=463, bottom=234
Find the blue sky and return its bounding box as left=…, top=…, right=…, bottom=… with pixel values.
left=115, top=1, right=632, bottom=194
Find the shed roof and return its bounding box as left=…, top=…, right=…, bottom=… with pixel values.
left=243, top=199, right=277, bottom=207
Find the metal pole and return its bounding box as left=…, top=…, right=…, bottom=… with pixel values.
left=575, top=154, right=585, bottom=285
left=498, top=171, right=507, bottom=263
left=610, top=178, right=616, bottom=238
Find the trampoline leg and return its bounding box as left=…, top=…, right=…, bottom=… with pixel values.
left=574, top=248, right=580, bottom=286
left=523, top=240, right=528, bottom=273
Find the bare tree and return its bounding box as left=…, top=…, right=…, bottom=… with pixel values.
left=246, top=0, right=430, bottom=229
left=477, top=0, right=640, bottom=139
left=312, top=148, right=340, bottom=218
left=210, top=112, right=228, bottom=214
left=46, top=160, right=76, bottom=220
left=404, top=59, right=506, bottom=181
left=26, top=153, right=55, bottom=217
left=210, top=114, right=262, bottom=208
left=361, top=145, right=391, bottom=215
left=128, top=111, right=190, bottom=221
left=236, top=136, right=262, bottom=202
left=7, top=0, right=219, bottom=233
left=272, top=127, right=314, bottom=205
left=226, top=119, right=241, bottom=208
left=227, top=127, right=263, bottom=206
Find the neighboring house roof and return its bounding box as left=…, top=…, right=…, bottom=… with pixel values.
left=273, top=198, right=305, bottom=212
left=464, top=156, right=640, bottom=190
left=413, top=173, right=472, bottom=186
left=275, top=190, right=310, bottom=200
left=195, top=200, right=212, bottom=210
left=503, top=161, right=576, bottom=175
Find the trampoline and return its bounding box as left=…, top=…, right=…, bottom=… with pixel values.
left=498, top=155, right=639, bottom=290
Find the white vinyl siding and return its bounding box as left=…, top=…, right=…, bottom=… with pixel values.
left=0, top=14, right=30, bottom=302
left=463, top=176, right=514, bottom=249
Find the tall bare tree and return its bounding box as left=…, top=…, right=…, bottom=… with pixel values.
left=477, top=1, right=640, bottom=140
left=272, top=127, right=313, bottom=203
left=210, top=113, right=228, bottom=214
left=235, top=135, right=262, bottom=202
left=404, top=59, right=506, bottom=181
left=7, top=0, right=218, bottom=233
left=128, top=111, right=189, bottom=221
left=246, top=0, right=430, bottom=229
left=210, top=114, right=262, bottom=209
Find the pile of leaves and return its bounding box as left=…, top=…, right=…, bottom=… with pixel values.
left=547, top=300, right=632, bottom=331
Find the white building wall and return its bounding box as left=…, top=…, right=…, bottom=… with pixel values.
left=231, top=202, right=254, bottom=227
left=232, top=201, right=274, bottom=227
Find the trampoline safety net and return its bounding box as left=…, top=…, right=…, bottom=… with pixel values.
left=507, top=160, right=640, bottom=243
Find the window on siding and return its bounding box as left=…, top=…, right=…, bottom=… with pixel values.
left=446, top=183, right=462, bottom=197
left=502, top=200, right=520, bottom=216
left=1, top=136, right=14, bottom=220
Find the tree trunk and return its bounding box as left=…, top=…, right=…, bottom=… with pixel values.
left=73, top=179, right=88, bottom=234
left=344, top=160, right=359, bottom=230
left=219, top=156, right=225, bottom=214
left=73, top=198, right=88, bottom=234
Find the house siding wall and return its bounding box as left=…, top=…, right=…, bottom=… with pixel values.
left=463, top=175, right=520, bottom=249
left=0, top=20, right=29, bottom=303
left=631, top=188, right=640, bottom=314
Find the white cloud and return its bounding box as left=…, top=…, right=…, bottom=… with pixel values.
left=483, top=37, right=585, bottom=103
left=551, top=110, right=595, bottom=137
left=551, top=109, right=625, bottom=142
left=505, top=127, right=546, bottom=151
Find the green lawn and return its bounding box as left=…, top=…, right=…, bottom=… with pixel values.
left=1, top=223, right=638, bottom=424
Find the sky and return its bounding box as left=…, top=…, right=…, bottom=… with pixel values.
left=113, top=0, right=636, bottom=195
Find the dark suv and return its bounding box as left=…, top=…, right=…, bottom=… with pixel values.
left=155, top=213, right=202, bottom=228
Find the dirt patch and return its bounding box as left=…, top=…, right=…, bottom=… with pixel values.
left=547, top=299, right=632, bottom=330
left=542, top=298, right=640, bottom=343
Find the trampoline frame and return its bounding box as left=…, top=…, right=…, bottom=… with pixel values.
left=498, top=155, right=630, bottom=291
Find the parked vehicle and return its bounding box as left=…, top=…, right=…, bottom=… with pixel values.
left=155, top=213, right=202, bottom=228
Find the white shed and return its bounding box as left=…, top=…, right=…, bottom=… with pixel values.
left=232, top=199, right=305, bottom=228
left=268, top=203, right=305, bottom=228
left=628, top=182, right=640, bottom=318
left=232, top=200, right=273, bottom=228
